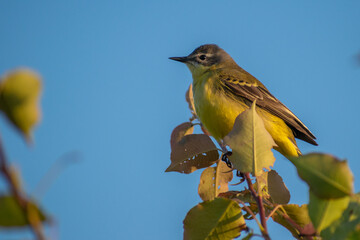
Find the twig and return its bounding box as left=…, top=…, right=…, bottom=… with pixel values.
left=0, top=136, right=46, bottom=240
left=244, top=173, right=270, bottom=240
left=216, top=139, right=228, bottom=153
left=235, top=199, right=262, bottom=229
left=266, top=205, right=280, bottom=221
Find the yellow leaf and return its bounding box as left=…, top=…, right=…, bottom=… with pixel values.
left=223, top=101, right=276, bottom=175
left=198, top=161, right=233, bottom=201
left=185, top=84, right=196, bottom=118
left=0, top=69, right=42, bottom=141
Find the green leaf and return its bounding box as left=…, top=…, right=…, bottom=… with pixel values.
left=184, top=198, right=246, bottom=240
left=308, top=191, right=350, bottom=233
left=0, top=195, right=47, bottom=227
left=289, top=153, right=353, bottom=198
left=166, top=122, right=219, bottom=174
left=198, top=161, right=233, bottom=201
left=0, top=69, right=42, bottom=141
left=267, top=170, right=290, bottom=204
left=321, top=194, right=360, bottom=240
left=218, top=190, right=258, bottom=219
left=272, top=204, right=315, bottom=239
left=223, top=101, right=276, bottom=175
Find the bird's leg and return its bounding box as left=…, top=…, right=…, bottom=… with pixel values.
left=218, top=141, right=245, bottom=184
left=217, top=139, right=233, bottom=169
left=236, top=171, right=246, bottom=184
left=222, top=154, right=246, bottom=185
left=221, top=151, right=233, bottom=169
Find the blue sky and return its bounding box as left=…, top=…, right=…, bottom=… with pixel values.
left=0, top=1, right=359, bottom=239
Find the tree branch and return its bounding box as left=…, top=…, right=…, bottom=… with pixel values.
left=244, top=173, right=270, bottom=240
left=235, top=199, right=262, bottom=229
left=0, top=136, right=46, bottom=240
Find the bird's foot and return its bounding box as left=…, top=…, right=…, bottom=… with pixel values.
left=221, top=151, right=233, bottom=168
left=236, top=171, right=246, bottom=184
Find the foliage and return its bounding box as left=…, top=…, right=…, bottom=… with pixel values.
left=0, top=195, right=47, bottom=227
left=183, top=198, right=246, bottom=240
left=198, top=161, right=233, bottom=202
left=0, top=69, right=42, bottom=141
left=223, top=100, right=276, bottom=176
left=0, top=69, right=48, bottom=239
left=166, top=84, right=359, bottom=239
left=166, top=122, right=219, bottom=174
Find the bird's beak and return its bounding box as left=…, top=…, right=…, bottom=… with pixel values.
left=169, top=56, right=189, bottom=63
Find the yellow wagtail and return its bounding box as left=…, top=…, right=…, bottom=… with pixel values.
left=170, top=44, right=317, bottom=157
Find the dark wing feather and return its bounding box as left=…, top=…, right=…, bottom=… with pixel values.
left=219, top=73, right=317, bottom=145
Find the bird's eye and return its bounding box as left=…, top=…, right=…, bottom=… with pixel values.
left=199, top=55, right=206, bottom=60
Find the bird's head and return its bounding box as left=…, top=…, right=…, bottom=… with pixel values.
left=169, top=44, right=234, bottom=77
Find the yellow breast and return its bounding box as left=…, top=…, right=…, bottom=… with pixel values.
left=192, top=74, right=248, bottom=141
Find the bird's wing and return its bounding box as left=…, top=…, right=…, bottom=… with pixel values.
left=218, top=70, right=317, bottom=145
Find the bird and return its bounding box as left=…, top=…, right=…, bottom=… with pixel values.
left=169, top=44, right=317, bottom=157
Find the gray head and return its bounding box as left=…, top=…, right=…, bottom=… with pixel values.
left=169, top=44, right=233, bottom=68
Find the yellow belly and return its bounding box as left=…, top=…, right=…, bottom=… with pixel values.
left=193, top=76, right=299, bottom=157
left=193, top=81, right=246, bottom=140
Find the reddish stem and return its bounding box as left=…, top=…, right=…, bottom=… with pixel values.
left=244, top=173, right=270, bottom=240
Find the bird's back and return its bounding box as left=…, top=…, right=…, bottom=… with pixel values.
left=214, top=65, right=317, bottom=146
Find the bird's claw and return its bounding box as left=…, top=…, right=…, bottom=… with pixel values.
left=236, top=171, right=245, bottom=183
left=221, top=151, right=233, bottom=168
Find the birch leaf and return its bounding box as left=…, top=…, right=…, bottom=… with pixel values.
left=170, top=122, right=194, bottom=148
left=167, top=123, right=219, bottom=174
left=289, top=153, right=353, bottom=198
left=224, top=101, right=276, bottom=175
left=321, top=193, right=360, bottom=240
left=0, top=69, right=42, bottom=141
left=184, top=198, right=246, bottom=240
left=308, top=191, right=350, bottom=233
left=198, top=161, right=233, bottom=201
left=268, top=170, right=290, bottom=204
left=272, top=204, right=315, bottom=239
left=0, top=195, right=47, bottom=227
